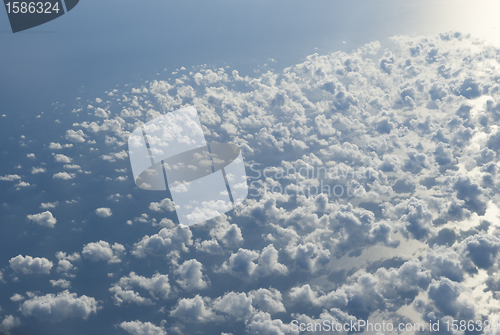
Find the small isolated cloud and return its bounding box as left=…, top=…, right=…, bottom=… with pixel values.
left=20, top=290, right=98, bottom=322
left=31, top=167, right=46, bottom=174
left=119, top=320, right=166, bottom=335
left=53, top=172, right=76, bottom=180
left=0, top=174, right=21, bottom=181
left=54, top=154, right=72, bottom=163
left=82, top=241, right=125, bottom=263
left=49, top=142, right=63, bottom=150
left=64, top=164, right=81, bottom=170
left=9, top=255, right=53, bottom=275
left=15, top=181, right=30, bottom=188
left=10, top=293, right=25, bottom=302
left=95, top=207, right=112, bottom=218
left=40, top=202, right=58, bottom=209
left=27, top=211, right=57, bottom=228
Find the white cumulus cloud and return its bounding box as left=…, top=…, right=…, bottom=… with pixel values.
left=95, top=207, right=112, bottom=217
left=27, top=211, right=57, bottom=228
left=20, top=290, right=98, bottom=322
left=9, top=255, right=53, bottom=275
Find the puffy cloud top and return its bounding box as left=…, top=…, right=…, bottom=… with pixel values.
left=20, top=290, right=98, bottom=322
left=95, top=207, right=113, bottom=217
left=119, top=320, right=166, bottom=335
left=82, top=241, right=125, bottom=263
left=9, top=255, right=53, bottom=275
left=27, top=211, right=57, bottom=228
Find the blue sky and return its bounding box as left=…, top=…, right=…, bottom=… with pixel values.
left=2, top=0, right=499, bottom=113
left=2, top=1, right=500, bottom=335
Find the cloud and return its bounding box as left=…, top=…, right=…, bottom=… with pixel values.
left=27, top=211, right=57, bottom=228
left=110, top=272, right=170, bottom=305
left=221, top=245, right=288, bottom=279
left=15, top=181, right=31, bottom=189
left=246, top=311, right=291, bottom=335
left=54, top=154, right=72, bottom=163
left=50, top=279, right=71, bottom=288
left=175, top=259, right=208, bottom=291
left=49, top=142, right=63, bottom=150
left=101, top=150, right=127, bottom=162
left=6, top=32, right=500, bottom=334
left=211, top=288, right=286, bottom=321
left=390, top=197, right=435, bottom=240
left=20, top=290, right=98, bottom=322
left=425, top=277, right=475, bottom=319
left=423, top=247, right=463, bottom=282
left=170, top=295, right=220, bottom=322
left=132, top=227, right=193, bottom=258
left=212, top=292, right=254, bottom=319
left=195, top=239, right=224, bottom=254
left=40, top=201, right=58, bottom=209
left=95, top=107, right=109, bottom=118
left=109, top=286, right=154, bottom=306
left=119, top=321, right=166, bottom=335
left=9, top=255, right=53, bottom=275
left=95, top=207, right=112, bottom=217
left=287, top=242, right=331, bottom=272
left=288, top=259, right=432, bottom=316
left=65, top=129, right=86, bottom=142
left=148, top=198, right=175, bottom=212
left=64, top=164, right=81, bottom=170
left=453, top=176, right=487, bottom=215
left=289, top=284, right=318, bottom=306
left=210, top=218, right=244, bottom=248
left=462, top=234, right=500, bottom=269
left=53, top=172, right=76, bottom=180
left=0, top=315, right=21, bottom=335
left=10, top=293, right=25, bottom=302
left=249, top=288, right=286, bottom=314
left=82, top=241, right=125, bottom=263
left=55, top=251, right=80, bottom=274
left=31, top=167, right=46, bottom=174
left=0, top=174, right=21, bottom=181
